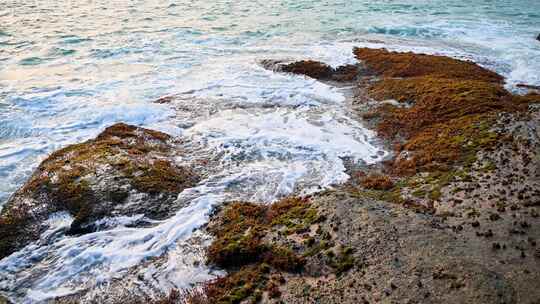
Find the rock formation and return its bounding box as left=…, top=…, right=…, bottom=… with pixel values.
left=187, top=48, right=540, bottom=303
left=0, top=123, right=198, bottom=259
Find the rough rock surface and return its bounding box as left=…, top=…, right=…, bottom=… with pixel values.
left=0, top=123, right=199, bottom=259
left=190, top=49, right=540, bottom=304
left=279, top=191, right=539, bottom=304
left=260, top=59, right=359, bottom=82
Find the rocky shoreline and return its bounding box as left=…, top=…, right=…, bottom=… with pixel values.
left=0, top=123, right=199, bottom=260
left=183, top=48, right=540, bottom=304
left=0, top=48, right=539, bottom=304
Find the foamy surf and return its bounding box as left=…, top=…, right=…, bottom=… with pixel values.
left=0, top=65, right=388, bottom=302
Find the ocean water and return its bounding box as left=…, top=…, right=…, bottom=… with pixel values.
left=0, top=0, right=539, bottom=302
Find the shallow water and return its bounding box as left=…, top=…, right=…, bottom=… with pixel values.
left=1, top=0, right=539, bottom=302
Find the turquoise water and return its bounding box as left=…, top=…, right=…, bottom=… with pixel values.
left=0, top=1, right=539, bottom=302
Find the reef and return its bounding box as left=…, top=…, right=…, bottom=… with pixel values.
left=185, top=196, right=357, bottom=304
left=182, top=48, right=540, bottom=303
left=0, top=123, right=199, bottom=259
left=353, top=48, right=536, bottom=174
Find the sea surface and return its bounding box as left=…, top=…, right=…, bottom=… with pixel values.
left=0, top=0, right=539, bottom=302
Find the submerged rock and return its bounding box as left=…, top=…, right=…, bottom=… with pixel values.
left=0, top=123, right=199, bottom=259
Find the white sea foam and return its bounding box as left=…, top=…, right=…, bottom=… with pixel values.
left=0, top=112, right=383, bottom=301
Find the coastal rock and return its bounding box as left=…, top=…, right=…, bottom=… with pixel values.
left=190, top=189, right=539, bottom=304
left=261, top=59, right=358, bottom=82
left=0, top=123, right=199, bottom=259
left=537, top=34, right=540, bottom=41
left=353, top=48, right=534, bottom=174
left=265, top=48, right=537, bottom=175
left=353, top=47, right=503, bottom=82
left=184, top=48, right=540, bottom=304
left=3, top=48, right=539, bottom=303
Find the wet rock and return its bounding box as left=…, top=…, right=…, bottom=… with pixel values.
left=351, top=48, right=532, bottom=175
left=281, top=60, right=334, bottom=79
left=153, top=95, right=175, bottom=103
left=353, top=47, right=503, bottom=82
left=261, top=59, right=359, bottom=82
left=33, top=48, right=540, bottom=303
left=248, top=48, right=540, bottom=304
left=537, top=34, right=540, bottom=42
left=0, top=123, right=199, bottom=259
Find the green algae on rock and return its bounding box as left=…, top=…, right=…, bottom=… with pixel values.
left=352, top=48, right=534, bottom=175
left=236, top=48, right=540, bottom=303
left=191, top=196, right=357, bottom=303
left=0, top=123, right=199, bottom=259
left=353, top=47, right=504, bottom=83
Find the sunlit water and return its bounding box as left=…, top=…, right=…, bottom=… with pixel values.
left=1, top=0, right=539, bottom=302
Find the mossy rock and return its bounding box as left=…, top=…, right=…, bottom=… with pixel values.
left=353, top=48, right=531, bottom=175
left=354, top=47, right=503, bottom=82
left=269, top=60, right=359, bottom=82
left=0, top=123, right=199, bottom=259
left=202, top=197, right=321, bottom=302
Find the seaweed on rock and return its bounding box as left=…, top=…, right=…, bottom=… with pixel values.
left=0, top=123, right=199, bottom=259
left=199, top=196, right=341, bottom=303
left=354, top=48, right=533, bottom=175
left=353, top=47, right=504, bottom=82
